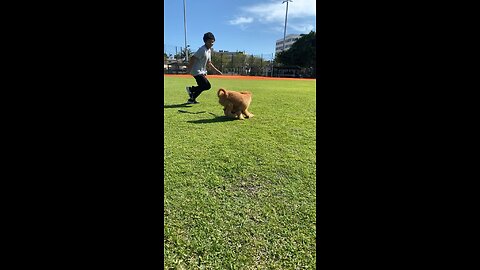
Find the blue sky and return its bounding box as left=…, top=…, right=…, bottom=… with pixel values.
left=164, top=0, right=316, bottom=58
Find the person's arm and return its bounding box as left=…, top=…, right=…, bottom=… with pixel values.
left=207, top=60, right=223, bottom=75
left=186, top=56, right=196, bottom=72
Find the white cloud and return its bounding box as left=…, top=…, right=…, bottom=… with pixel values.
left=270, top=26, right=285, bottom=33
left=267, top=23, right=313, bottom=35
left=242, top=0, right=316, bottom=24
left=228, top=16, right=254, bottom=25
left=289, top=23, right=315, bottom=33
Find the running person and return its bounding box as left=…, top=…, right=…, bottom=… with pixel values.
left=185, top=32, right=222, bottom=104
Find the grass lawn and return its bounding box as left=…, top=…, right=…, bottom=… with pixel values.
left=164, top=75, right=316, bottom=269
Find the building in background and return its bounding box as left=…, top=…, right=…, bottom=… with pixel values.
left=275, top=34, right=302, bottom=55
left=215, top=50, right=242, bottom=56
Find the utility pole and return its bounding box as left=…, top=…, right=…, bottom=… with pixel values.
left=183, top=0, right=188, bottom=62
left=272, top=53, right=275, bottom=77
left=282, top=0, right=293, bottom=52
left=260, top=54, right=263, bottom=76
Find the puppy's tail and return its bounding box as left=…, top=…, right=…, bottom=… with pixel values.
left=217, top=88, right=227, bottom=97
left=240, top=91, right=252, bottom=95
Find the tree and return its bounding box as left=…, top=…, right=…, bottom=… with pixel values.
left=174, top=48, right=193, bottom=61
left=276, top=31, right=316, bottom=76
left=210, top=51, right=271, bottom=75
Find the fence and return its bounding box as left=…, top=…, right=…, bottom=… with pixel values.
left=163, top=44, right=314, bottom=78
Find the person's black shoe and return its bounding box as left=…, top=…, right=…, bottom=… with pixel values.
left=186, top=99, right=199, bottom=104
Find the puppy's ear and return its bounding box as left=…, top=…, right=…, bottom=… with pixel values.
left=217, top=88, right=227, bottom=97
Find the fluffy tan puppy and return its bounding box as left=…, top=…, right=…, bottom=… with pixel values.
left=217, top=88, right=254, bottom=120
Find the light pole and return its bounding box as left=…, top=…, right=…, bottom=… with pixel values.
left=282, top=0, right=293, bottom=52
left=183, top=0, right=188, bottom=62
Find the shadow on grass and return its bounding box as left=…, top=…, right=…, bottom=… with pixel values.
left=169, top=107, right=235, bottom=123
left=187, top=115, right=236, bottom=124
left=177, top=109, right=209, bottom=114
left=163, top=103, right=193, bottom=109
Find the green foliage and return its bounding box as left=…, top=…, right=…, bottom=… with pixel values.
left=211, top=52, right=273, bottom=75
left=164, top=76, right=316, bottom=269
left=276, top=31, right=316, bottom=69
left=211, top=52, right=246, bottom=69
left=174, top=48, right=194, bottom=60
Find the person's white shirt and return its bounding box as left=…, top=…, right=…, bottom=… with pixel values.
left=190, top=45, right=211, bottom=76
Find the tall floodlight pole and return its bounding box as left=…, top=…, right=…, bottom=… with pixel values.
left=282, top=0, right=293, bottom=51
left=183, top=0, right=188, bottom=62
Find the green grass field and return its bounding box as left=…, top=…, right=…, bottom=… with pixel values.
left=164, top=75, right=316, bottom=269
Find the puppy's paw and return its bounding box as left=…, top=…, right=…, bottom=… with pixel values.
left=244, top=111, right=254, bottom=118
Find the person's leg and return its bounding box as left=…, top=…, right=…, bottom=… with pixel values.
left=190, top=75, right=211, bottom=100
left=186, top=75, right=197, bottom=100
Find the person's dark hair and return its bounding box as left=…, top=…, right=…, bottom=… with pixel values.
left=203, top=32, right=215, bottom=42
